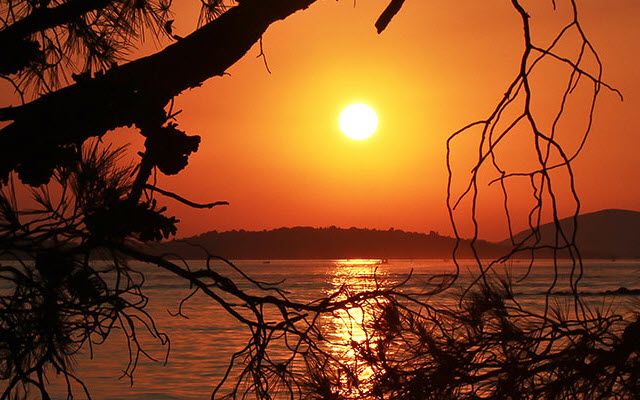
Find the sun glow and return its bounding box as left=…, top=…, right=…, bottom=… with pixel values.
left=339, top=103, right=378, bottom=140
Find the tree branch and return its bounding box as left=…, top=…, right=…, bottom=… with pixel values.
left=0, top=0, right=110, bottom=42
left=0, top=0, right=317, bottom=183
left=144, top=183, right=229, bottom=209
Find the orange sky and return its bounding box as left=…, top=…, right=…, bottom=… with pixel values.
left=2, top=0, right=640, bottom=240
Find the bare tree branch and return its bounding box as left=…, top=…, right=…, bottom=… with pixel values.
left=144, top=183, right=229, bottom=209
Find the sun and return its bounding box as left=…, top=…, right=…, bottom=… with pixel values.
left=339, top=103, right=378, bottom=140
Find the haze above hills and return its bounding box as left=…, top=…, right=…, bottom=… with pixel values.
left=158, top=209, right=640, bottom=260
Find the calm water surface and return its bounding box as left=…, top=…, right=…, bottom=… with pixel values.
left=40, top=259, right=640, bottom=399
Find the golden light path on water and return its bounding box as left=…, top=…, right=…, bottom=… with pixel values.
left=322, top=259, right=391, bottom=396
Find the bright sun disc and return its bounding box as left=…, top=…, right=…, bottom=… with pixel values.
left=339, top=103, right=378, bottom=140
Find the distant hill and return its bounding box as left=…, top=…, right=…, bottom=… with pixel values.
left=151, top=209, right=640, bottom=260
left=156, top=227, right=505, bottom=260
left=503, top=209, right=640, bottom=259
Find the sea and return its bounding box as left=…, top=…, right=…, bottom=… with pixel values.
left=9, top=259, right=640, bottom=399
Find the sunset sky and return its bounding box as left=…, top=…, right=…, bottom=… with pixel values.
left=2, top=0, right=639, bottom=240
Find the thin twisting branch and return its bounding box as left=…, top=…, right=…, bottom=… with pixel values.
left=446, top=0, right=620, bottom=302
left=144, top=183, right=229, bottom=209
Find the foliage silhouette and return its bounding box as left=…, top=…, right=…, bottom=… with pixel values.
left=0, top=0, right=637, bottom=399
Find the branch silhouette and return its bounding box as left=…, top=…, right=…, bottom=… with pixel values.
left=0, top=0, right=317, bottom=185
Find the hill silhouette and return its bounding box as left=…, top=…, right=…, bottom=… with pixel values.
left=157, top=227, right=504, bottom=260
left=503, top=209, right=640, bottom=259
left=153, top=209, right=640, bottom=260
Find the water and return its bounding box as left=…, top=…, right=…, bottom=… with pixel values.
left=12, top=259, right=640, bottom=399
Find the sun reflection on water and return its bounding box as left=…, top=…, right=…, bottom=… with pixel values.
left=320, top=259, right=390, bottom=396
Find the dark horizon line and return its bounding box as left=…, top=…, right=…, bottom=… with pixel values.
left=176, top=207, right=639, bottom=241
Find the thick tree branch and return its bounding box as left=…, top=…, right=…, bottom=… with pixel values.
left=375, top=0, right=405, bottom=34
left=0, top=0, right=317, bottom=183
left=0, top=0, right=110, bottom=42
